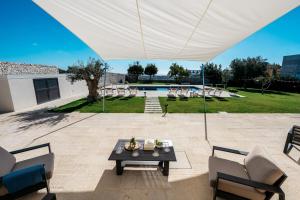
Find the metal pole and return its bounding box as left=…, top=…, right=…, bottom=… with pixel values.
left=202, top=64, right=208, bottom=140
left=102, top=64, right=107, bottom=112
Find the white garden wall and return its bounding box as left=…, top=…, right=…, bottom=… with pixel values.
left=0, top=74, right=88, bottom=112
left=0, top=76, right=14, bottom=113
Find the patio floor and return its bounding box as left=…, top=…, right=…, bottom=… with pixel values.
left=0, top=112, right=299, bottom=200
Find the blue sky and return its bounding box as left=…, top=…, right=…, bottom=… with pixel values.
left=0, top=1, right=299, bottom=75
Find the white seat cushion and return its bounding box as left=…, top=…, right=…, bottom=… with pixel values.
left=0, top=146, right=16, bottom=177
left=0, top=146, right=16, bottom=196
left=209, top=156, right=266, bottom=200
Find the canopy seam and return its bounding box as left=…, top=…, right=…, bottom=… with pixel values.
left=136, top=0, right=147, bottom=58
left=176, top=0, right=214, bottom=58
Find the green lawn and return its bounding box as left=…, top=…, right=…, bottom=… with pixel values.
left=52, top=88, right=300, bottom=113
left=159, top=88, right=300, bottom=113
left=52, top=97, right=145, bottom=113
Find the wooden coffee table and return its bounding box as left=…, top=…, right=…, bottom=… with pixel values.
left=108, top=139, right=176, bottom=176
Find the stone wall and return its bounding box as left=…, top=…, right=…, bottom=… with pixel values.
left=99, top=72, right=126, bottom=85
left=0, top=61, right=58, bottom=75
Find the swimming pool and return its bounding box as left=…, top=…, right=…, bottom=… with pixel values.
left=130, top=86, right=200, bottom=92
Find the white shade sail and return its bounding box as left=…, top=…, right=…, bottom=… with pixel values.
left=33, top=0, right=300, bottom=61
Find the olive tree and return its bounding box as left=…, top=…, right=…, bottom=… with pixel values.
left=67, top=58, right=104, bottom=102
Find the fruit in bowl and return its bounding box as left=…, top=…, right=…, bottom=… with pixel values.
left=155, top=139, right=163, bottom=148
left=125, top=137, right=140, bottom=151
left=129, top=137, right=136, bottom=148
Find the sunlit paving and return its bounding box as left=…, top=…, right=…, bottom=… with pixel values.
left=1, top=0, right=300, bottom=200
left=1, top=113, right=300, bottom=200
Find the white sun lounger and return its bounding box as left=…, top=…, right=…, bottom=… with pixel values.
left=116, top=88, right=126, bottom=97
left=105, top=88, right=114, bottom=97
left=213, top=84, right=225, bottom=97
left=178, top=88, right=190, bottom=98
left=167, top=88, right=177, bottom=98
left=129, top=87, right=138, bottom=97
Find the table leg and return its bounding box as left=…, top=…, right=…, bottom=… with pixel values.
left=162, top=161, right=169, bottom=176
left=158, top=161, right=163, bottom=168
left=116, top=160, right=123, bottom=175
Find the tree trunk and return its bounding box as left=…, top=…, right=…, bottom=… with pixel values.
left=135, top=75, right=139, bottom=83
left=86, top=79, right=99, bottom=102
left=243, top=80, right=247, bottom=90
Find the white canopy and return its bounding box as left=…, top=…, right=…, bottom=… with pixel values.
left=34, top=0, right=300, bottom=61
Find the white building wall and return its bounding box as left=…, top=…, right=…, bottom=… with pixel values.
left=0, top=74, right=88, bottom=112
left=0, top=76, right=14, bottom=112
left=8, top=75, right=37, bottom=111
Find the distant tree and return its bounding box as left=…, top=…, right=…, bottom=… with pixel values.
left=67, top=58, right=104, bottom=102
left=256, top=63, right=281, bottom=94
left=144, top=63, right=158, bottom=81
left=127, top=61, right=144, bottom=82
left=222, top=68, right=231, bottom=87
left=201, top=62, right=222, bottom=84
left=230, top=56, right=268, bottom=88
left=168, top=63, right=189, bottom=83
left=267, top=63, right=281, bottom=79
left=58, top=68, right=67, bottom=74
left=229, top=58, right=246, bottom=81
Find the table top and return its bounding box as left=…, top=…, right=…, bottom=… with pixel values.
left=108, top=139, right=177, bottom=162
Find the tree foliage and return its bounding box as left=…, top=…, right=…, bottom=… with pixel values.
left=222, top=68, right=231, bottom=86
left=127, top=61, right=144, bottom=82
left=201, top=62, right=222, bottom=84
left=230, top=56, right=268, bottom=81
left=168, top=63, right=189, bottom=83
left=144, top=63, right=158, bottom=80
left=67, top=58, right=104, bottom=102
left=255, top=63, right=281, bottom=94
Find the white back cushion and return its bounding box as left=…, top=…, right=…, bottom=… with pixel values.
left=0, top=146, right=16, bottom=176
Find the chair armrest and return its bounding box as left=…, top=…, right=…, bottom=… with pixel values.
left=216, top=172, right=285, bottom=200
left=212, top=146, right=248, bottom=156
left=10, top=143, right=51, bottom=155
left=289, top=127, right=294, bottom=135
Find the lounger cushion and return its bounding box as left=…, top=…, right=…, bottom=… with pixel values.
left=0, top=184, right=8, bottom=196
left=244, top=146, right=284, bottom=192
left=0, top=146, right=16, bottom=177
left=209, top=156, right=265, bottom=200
left=0, top=147, right=16, bottom=196
left=167, top=93, right=176, bottom=98
left=13, top=153, right=54, bottom=179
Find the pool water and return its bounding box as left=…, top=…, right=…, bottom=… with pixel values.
left=131, top=86, right=200, bottom=92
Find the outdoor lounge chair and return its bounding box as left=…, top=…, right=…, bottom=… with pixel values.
left=105, top=88, right=114, bottom=97
left=178, top=88, right=189, bottom=98
left=116, top=88, right=126, bottom=97
left=203, top=86, right=213, bottom=97
left=209, top=145, right=287, bottom=200
left=0, top=143, right=54, bottom=200
left=167, top=88, right=177, bottom=98
left=283, top=125, right=300, bottom=154
left=208, top=87, right=216, bottom=96
left=129, top=87, right=138, bottom=97
left=214, top=88, right=223, bottom=97
left=191, top=89, right=204, bottom=98
left=213, top=84, right=225, bottom=97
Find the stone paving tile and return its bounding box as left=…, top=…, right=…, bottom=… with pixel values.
left=0, top=112, right=300, bottom=199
